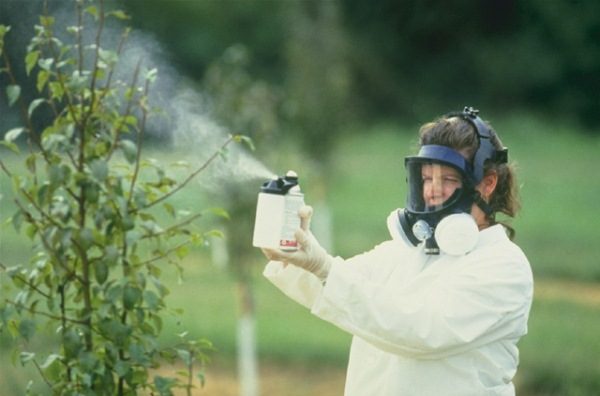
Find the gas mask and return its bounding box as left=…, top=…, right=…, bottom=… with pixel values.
left=398, top=107, right=508, bottom=255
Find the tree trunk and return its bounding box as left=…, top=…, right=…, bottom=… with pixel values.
left=237, top=280, right=259, bottom=396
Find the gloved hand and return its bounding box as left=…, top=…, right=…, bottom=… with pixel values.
left=261, top=205, right=333, bottom=282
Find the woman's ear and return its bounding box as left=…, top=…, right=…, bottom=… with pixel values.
left=478, top=170, right=498, bottom=200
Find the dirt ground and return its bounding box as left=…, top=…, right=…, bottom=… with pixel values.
left=162, top=361, right=346, bottom=396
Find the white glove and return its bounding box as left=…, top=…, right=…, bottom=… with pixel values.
left=261, top=205, right=333, bottom=281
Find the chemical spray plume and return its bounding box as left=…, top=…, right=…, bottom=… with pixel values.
left=164, top=88, right=277, bottom=191
left=4, top=2, right=277, bottom=190
left=106, top=17, right=278, bottom=188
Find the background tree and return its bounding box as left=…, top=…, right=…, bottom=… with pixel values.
left=202, top=43, right=281, bottom=396
left=112, top=0, right=600, bottom=130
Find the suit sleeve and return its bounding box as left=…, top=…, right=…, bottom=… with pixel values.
left=310, top=246, right=533, bottom=359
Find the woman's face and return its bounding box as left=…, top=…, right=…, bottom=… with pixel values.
left=421, top=164, right=463, bottom=207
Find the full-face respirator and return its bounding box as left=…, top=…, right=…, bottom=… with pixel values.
left=398, top=107, right=508, bottom=255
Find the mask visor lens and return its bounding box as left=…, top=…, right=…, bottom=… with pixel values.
left=406, top=161, right=464, bottom=213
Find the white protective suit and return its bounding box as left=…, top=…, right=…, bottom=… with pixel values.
left=263, top=210, right=533, bottom=396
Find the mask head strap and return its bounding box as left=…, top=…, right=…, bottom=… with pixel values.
left=445, top=106, right=508, bottom=184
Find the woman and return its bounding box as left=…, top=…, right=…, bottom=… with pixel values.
left=261, top=107, right=533, bottom=396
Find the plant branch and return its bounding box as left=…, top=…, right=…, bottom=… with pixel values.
left=0, top=158, right=13, bottom=177
left=13, top=200, right=84, bottom=285
left=76, top=0, right=84, bottom=75
left=59, top=283, right=72, bottom=382
left=3, top=299, right=87, bottom=325
left=138, top=135, right=234, bottom=213
left=138, top=240, right=192, bottom=267
left=99, top=26, right=130, bottom=101
left=32, top=358, right=54, bottom=390
left=106, top=59, right=142, bottom=161
left=141, top=213, right=203, bottom=240
left=81, top=0, right=104, bottom=131
left=19, top=188, right=64, bottom=229
left=42, top=2, right=79, bottom=129
left=0, top=261, right=51, bottom=299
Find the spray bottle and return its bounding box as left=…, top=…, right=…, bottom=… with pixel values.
left=252, top=170, right=305, bottom=251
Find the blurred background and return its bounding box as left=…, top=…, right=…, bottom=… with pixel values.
left=1, top=1, right=599, bottom=395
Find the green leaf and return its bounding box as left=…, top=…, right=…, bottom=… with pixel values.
left=204, top=229, right=224, bottom=239
left=77, top=228, right=94, bottom=250
left=47, top=164, right=63, bottom=185
left=19, top=351, right=36, bottom=366
left=89, top=159, right=109, bottom=181
left=18, top=319, right=36, bottom=342
left=99, top=318, right=131, bottom=347
left=120, top=140, right=137, bottom=164
left=28, top=98, right=46, bottom=118
left=0, top=25, right=10, bottom=56
left=95, top=261, right=108, bottom=285
left=78, top=351, right=98, bottom=372
left=126, top=230, right=141, bottom=245
left=40, top=353, right=62, bottom=382
left=0, top=140, right=19, bottom=153
left=25, top=50, right=40, bottom=75
left=40, top=353, right=61, bottom=370
left=114, top=360, right=130, bottom=377
left=128, top=343, right=150, bottom=365
left=38, top=57, right=54, bottom=71
left=39, top=16, right=55, bottom=28
left=25, top=153, right=36, bottom=173
left=176, top=348, right=192, bottom=366
left=85, top=6, right=98, bottom=19
left=197, top=371, right=206, bottom=387
left=63, top=328, right=82, bottom=359
left=206, top=207, right=230, bottom=220
left=103, top=245, right=119, bottom=266
left=143, top=290, right=161, bottom=310
left=48, top=81, right=64, bottom=100
left=36, top=70, right=49, bottom=92
left=6, top=84, right=20, bottom=107
left=175, top=245, right=189, bottom=259
left=98, top=48, right=118, bottom=66
left=4, top=127, right=25, bottom=142
left=163, top=202, right=176, bottom=218
left=108, top=10, right=130, bottom=20
left=145, top=68, right=158, bottom=83
left=123, top=285, right=142, bottom=310
left=11, top=210, right=23, bottom=232
left=154, top=376, right=177, bottom=396
left=233, top=134, right=255, bottom=151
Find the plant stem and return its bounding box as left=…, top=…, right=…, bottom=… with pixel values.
left=59, top=284, right=73, bottom=382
